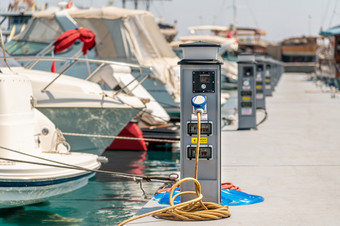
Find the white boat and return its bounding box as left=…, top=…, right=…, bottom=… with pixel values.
left=91, top=64, right=170, bottom=126
left=0, top=54, right=145, bottom=154
left=5, top=6, right=181, bottom=116
left=0, top=70, right=101, bottom=208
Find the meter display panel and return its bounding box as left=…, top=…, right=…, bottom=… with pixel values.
left=241, top=102, right=252, bottom=107
left=243, top=67, right=254, bottom=77
left=187, top=146, right=212, bottom=160
left=187, top=121, right=213, bottom=136
left=192, top=71, right=215, bottom=93
left=240, top=90, right=252, bottom=96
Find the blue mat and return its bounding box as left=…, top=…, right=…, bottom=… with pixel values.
left=153, top=188, right=264, bottom=206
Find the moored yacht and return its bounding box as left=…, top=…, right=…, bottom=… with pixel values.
left=0, top=69, right=101, bottom=208
left=0, top=51, right=145, bottom=154
left=5, top=6, right=181, bottom=117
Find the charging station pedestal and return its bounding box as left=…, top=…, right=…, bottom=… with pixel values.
left=238, top=54, right=257, bottom=130
left=265, top=58, right=273, bottom=96
left=255, top=55, right=266, bottom=110
left=178, top=42, right=222, bottom=203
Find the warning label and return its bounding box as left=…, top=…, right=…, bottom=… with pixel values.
left=191, top=137, right=208, bottom=144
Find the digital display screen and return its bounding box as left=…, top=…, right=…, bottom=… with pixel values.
left=187, top=122, right=212, bottom=136
left=241, top=102, right=252, bottom=107
left=240, top=91, right=252, bottom=96
left=187, top=146, right=212, bottom=160
left=200, top=73, right=211, bottom=83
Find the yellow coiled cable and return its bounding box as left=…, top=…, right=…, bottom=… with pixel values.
left=118, top=111, right=231, bottom=226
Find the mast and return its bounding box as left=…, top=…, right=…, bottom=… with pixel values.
left=233, top=0, right=237, bottom=27
left=120, top=0, right=171, bottom=11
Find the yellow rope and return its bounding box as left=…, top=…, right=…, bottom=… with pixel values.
left=118, top=111, right=231, bottom=226
left=194, top=111, right=201, bottom=179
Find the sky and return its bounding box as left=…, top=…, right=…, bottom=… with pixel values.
left=1, top=0, right=340, bottom=42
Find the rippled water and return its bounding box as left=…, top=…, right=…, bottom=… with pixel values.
left=0, top=150, right=180, bottom=226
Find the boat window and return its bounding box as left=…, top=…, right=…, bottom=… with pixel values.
left=281, top=55, right=316, bottom=63
left=221, top=51, right=238, bottom=62
left=0, top=47, right=21, bottom=67
left=14, top=17, right=63, bottom=43
left=5, top=39, right=49, bottom=56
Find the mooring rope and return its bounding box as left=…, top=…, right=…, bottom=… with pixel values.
left=0, top=146, right=178, bottom=183
left=61, top=132, right=179, bottom=143
left=118, top=111, right=231, bottom=226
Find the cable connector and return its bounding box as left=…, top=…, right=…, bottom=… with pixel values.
left=191, top=95, right=207, bottom=114
left=195, top=107, right=204, bottom=115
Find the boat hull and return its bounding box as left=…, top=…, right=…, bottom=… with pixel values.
left=0, top=172, right=95, bottom=209
left=38, top=107, right=141, bottom=154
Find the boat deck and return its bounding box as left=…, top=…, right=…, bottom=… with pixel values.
left=127, top=73, right=340, bottom=225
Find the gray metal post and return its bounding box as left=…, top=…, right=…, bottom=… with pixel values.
left=271, top=59, right=277, bottom=91
left=264, top=57, right=273, bottom=96
left=179, top=42, right=222, bottom=204
left=255, top=55, right=266, bottom=109
left=238, top=54, right=257, bottom=130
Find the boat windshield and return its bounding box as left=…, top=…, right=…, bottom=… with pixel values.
left=0, top=48, right=21, bottom=67
left=221, top=51, right=238, bottom=62
left=5, top=17, right=63, bottom=55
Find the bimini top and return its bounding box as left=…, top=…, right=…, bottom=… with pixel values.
left=32, top=6, right=152, bottom=19
left=67, top=6, right=153, bottom=20
left=319, top=25, right=340, bottom=36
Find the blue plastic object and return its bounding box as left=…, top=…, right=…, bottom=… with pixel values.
left=153, top=188, right=264, bottom=206
left=191, top=95, right=207, bottom=110
left=220, top=189, right=264, bottom=206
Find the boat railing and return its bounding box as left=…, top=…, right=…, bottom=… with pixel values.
left=23, top=42, right=55, bottom=69
left=6, top=56, right=150, bottom=92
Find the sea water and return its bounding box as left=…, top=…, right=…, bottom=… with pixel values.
left=0, top=150, right=180, bottom=226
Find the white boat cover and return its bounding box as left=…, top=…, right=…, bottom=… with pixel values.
left=67, top=7, right=180, bottom=102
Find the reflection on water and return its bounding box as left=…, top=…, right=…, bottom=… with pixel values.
left=0, top=150, right=179, bottom=226
left=0, top=207, right=82, bottom=225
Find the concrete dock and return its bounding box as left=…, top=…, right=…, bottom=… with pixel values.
left=127, top=73, right=340, bottom=225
